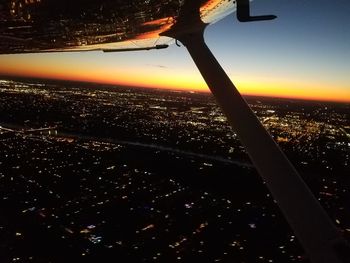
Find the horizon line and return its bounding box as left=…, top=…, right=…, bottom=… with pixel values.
left=1, top=73, right=349, bottom=104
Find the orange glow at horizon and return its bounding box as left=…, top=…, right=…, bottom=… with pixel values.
left=0, top=55, right=349, bottom=103
left=2, top=69, right=349, bottom=103
left=235, top=80, right=350, bottom=103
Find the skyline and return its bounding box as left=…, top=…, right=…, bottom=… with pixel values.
left=0, top=0, right=349, bottom=103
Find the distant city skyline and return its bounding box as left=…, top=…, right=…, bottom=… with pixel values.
left=0, top=0, right=349, bottom=102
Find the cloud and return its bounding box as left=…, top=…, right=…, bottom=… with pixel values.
left=146, top=64, right=168, bottom=69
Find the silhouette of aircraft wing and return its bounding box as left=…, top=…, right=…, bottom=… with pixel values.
left=0, top=0, right=236, bottom=53
left=1, top=1, right=348, bottom=262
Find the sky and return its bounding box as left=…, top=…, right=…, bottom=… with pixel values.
left=0, top=0, right=349, bottom=102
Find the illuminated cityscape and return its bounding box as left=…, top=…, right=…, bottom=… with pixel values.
left=0, top=77, right=349, bottom=262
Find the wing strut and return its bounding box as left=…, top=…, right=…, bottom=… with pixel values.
left=164, top=22, right=349, bottom=263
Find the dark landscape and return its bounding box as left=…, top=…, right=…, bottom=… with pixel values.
left=0, top=77, right=349, bottom=263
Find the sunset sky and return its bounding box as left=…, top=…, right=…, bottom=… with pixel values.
left=0, top=0, right=349, bottom=102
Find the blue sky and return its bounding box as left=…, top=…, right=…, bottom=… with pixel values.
left=1, top=0, right=349, bottom=101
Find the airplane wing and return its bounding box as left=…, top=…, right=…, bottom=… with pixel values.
left=0, top=0, right=235, bottom=54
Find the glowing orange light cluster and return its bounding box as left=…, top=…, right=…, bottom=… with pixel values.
left=136, top=17, right=175, bottom=40
left=200, top=0, right=222, bottom=13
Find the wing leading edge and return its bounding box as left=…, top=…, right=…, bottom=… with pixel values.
left=0, top=0, right=235, bottom=54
